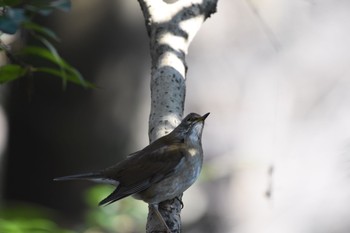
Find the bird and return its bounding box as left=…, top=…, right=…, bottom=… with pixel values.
left=54, top=112, right=209, bottom=232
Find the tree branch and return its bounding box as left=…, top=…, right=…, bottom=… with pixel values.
left=137, top=0, right=218, bottom=232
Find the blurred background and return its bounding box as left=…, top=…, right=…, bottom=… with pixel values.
left=1, top=0, right=350, bottom=232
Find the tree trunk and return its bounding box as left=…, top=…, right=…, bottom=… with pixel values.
left=136, top=0, right=218, bottom=232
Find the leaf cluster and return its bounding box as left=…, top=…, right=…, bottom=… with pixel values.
left=0, top=185, right=147, bottom=233
left=0, top=203, right=74, bottom=233
left=0, top=0, right=94, bottom=88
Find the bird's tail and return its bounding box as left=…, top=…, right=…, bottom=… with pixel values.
left=54, top=172, right=102, bottom=181
left=54, top=172, right=119, bottom=186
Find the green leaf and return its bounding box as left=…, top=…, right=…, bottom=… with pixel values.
left=0, top=64, right=27, bottom=83
left=21, top=45, right=67, bottom=85
left=0, top=16, right=18, bottom=34
left=21, top=44, right=94, bottom=88
left=32, top=34, right=68, bottom=85
left=0, top=8, right=26, bottom=34
left=22, top=21, right=60, bottom=42
left=26, top=0, right=71, bottom=15
left=49, top=0, right=71, bottom=12
left=21, top=46, right=65, bottom=67
left=25, top=6, right=53, bottom=16
left=0, top=0, right=22, bottom=7
left=26, top=36, right=69, bottom=86
left=35, top=67, right=95, bottom=88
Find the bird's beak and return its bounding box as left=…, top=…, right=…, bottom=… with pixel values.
left=201, top=112, right=210, bottom=121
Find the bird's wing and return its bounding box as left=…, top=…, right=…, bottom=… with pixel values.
left=100, top=143, right=187, bottom=204
left=125, top=135, right=179, bottom=157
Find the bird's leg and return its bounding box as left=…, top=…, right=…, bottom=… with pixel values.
left=151, top=204, right=172, bottom=233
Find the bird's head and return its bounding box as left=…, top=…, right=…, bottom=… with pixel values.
left=172, top=112, right=210, bottom=142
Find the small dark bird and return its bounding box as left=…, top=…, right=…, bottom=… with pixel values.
left=54, top=112, right=209, bottom=232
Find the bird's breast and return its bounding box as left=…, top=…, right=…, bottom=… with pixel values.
left=183, top=147, right=203, bottom=183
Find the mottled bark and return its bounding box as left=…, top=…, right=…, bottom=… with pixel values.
left=137, top=0, right=218, bottom=232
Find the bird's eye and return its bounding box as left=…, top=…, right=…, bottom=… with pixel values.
left=186, top=117, right=193, bottom=122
